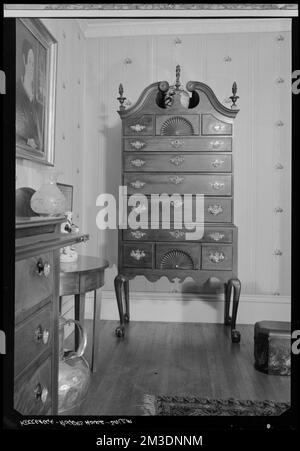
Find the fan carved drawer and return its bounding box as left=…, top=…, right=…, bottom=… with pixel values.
left=202, top=114, right=232, bottom=135
left=124, top=153, right=232, bottom=172
left=15, top=302, right=52, bottom=377
left=124, top=137, right=232, bottom=152
left=156, top=243, right=201, bottom=270
left=156, top=114, right=200, bottom=135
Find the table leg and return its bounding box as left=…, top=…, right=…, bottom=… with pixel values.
left=91, top=289, right=101, bottom=373
left=74, top=293, right=86, bottom=351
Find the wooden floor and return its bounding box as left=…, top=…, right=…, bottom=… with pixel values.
left=66, top=320, right=290, bottom=416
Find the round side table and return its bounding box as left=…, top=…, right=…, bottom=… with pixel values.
left=59, top=255, right=109, bottom=373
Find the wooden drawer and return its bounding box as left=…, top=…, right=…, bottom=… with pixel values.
left=124, top=136, right=232, bottom=152
left=14, top=356, right=52, bottom=415
left=125, top=173, right=232, bottom=196
left=202, top=228, right=233, bottom=243
left=123, top=115, right=154, bottom=136
left=156, top=243, right=201, bottom=269
left=156, top=114, right=199, bottom=135
left=125, top=196, right=232, bottom=224
left=201, top=114, right=232, bottom=135
left=123, top=227, right=233, bottom=243
left=15, top=252, right=53, bottom=316
left=124, top=153, right=232, bottom=172
left=123, top=243, right=153, bottom=268
left=15, top=302, right=52, bottom=377
left=201, top=244, right=233, bottom=270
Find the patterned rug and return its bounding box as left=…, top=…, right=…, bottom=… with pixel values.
left=142, top=395, right=290, bottom=416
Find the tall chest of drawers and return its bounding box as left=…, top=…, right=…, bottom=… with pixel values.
left=115, top=66, right=241, bottom=342
left=15, top=216, right=88, bottom=415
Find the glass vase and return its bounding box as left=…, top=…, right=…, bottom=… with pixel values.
left=30, top=169, right=67, bottom=216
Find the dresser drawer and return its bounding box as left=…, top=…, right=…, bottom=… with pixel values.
left=201, top=244, right=233, bottom=270
left=124, top=153, right=232, bottom=172
left=201, top=114, right=232, bottom=135
left=156, top=114, right=199, bottom=135
left=124, top=136, right=232, bottom=152
left=15, top=302, right=52, bottom=377
left=123, top=115, right=154, bottom=136
left=123, top=243, right=153, bottom=268
left=156, top=243, right=200, bottom=269
left=14, top=356, right=52, bottom=415
left=15, top=253, right=53, bottom=315
left=125, top=195, right=232, bottom=224
left=125, top=173, right=232, bottom=196
left=123, top=227, right=233, bottom=243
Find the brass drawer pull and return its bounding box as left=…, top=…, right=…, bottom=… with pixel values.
left=169, top=230, right=185, bottom=239
left=130, top=249, right=146, bottom=260
left=34, top=325, right=50, bottom=345
left=36, top=258, right=51, bottom=277
left=171, top=199, right=183, bottom=208
left=208, top=232, right=225, bottom=241
left=210, top=182, right=225, bottom=191
left=169, top=176, right=184, bottom=185
left=130, top=158, right=146, bottom=167
left=130, top=140, right=146, bottom=150
left=130, top=124, right=146, bottom=132
left=169, top=155, right=184, bottom=166
left=130, top=180, right=146, bottom=189
left=208, top=204, right=223, bottom=215
left=170, top=139, right=184, bottom=149
left=132, top=204, right=147, bottom=214
left=209, top=251, right=225, bottom=263
left=211, top=159, right=224, bottom=168
left=212, top=123, right=225, bottom=132
left=274, top=249, right=282, bottom=256
left=34, top=383, right=48, bottom=404
left=131, top=230, right=146, bottom=239
left=210, top=140, right=223, bottom=149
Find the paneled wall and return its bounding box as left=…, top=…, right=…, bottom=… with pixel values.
left=16, top=18, right=85, bottom=231
left=83, top=20, right=291, bottom=300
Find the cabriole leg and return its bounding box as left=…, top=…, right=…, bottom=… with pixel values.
left=225, top=278, right=241, bottom=343
left=114, top=274, right=126, bottom=337
left=123, top=277, right=130, bottom=323
left=224, top=282, right=231, bottom=326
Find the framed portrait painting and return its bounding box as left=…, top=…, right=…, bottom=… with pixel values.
left=16, top=18, right=57, bottom=165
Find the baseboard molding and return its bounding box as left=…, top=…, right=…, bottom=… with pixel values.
left=83, top=290, right=291, bottom=325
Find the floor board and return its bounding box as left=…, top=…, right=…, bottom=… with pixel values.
left=63, top=320, right=290, bottom=416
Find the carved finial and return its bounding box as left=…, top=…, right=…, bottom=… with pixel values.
left=117, top=83, right=126, bottom=110
left=175, top=65, right=181, bottom=90
left=230, top=81, right=239, bottom=109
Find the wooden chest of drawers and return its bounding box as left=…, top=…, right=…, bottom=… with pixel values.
left=15, top=216, right=88, bottom=415
left=115, top=66, right=241, bottom=342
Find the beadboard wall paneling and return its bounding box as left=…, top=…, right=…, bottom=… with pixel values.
left=82, top=25, right=291, bottom=298
left=16, top=19, right=85, bottom=233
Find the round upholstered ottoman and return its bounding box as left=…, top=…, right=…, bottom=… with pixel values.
left=254, top=321, right=291, bottom=376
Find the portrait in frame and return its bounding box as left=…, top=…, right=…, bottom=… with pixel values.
left=16, top=18, right=57, bottom=165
